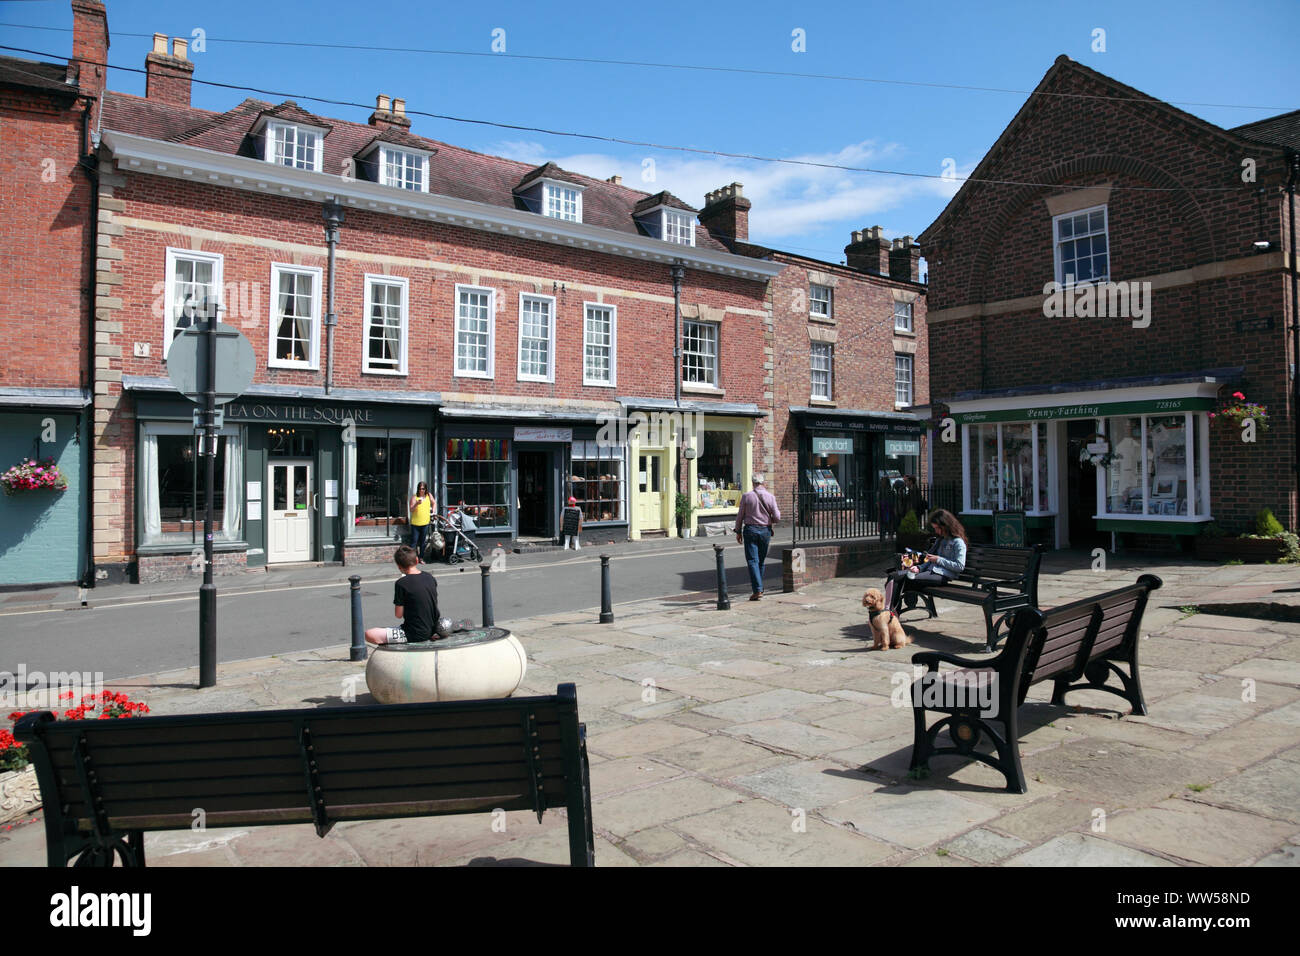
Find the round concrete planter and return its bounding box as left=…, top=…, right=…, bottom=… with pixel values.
left=365, top=627, right=527, bottom=703
left=0, top=767, right=41, bottom=825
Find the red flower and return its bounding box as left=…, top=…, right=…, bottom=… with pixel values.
left=1232, top=391, right=1245, bottom=400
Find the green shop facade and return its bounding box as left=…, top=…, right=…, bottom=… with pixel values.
left=943, top=376, right=1222, bottom=549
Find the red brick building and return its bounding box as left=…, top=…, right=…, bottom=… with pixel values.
left=919, top=56, right=1297, bottom=549
left=0, top=0, right=106, bottom=586
left=74, top=19, right=780, bottom=581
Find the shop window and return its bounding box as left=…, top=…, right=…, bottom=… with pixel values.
left=571, top=440, right=624, bottom=523
left=1102, top=413, right=1204, bottom=518
left=345, top=429, right=426, bottom=538
left=806, top=435, right=857, bottom=499
left=139, top=423, right=242, bottom=546
left=965, top=422, right=1054, bottom=514
left=698, top=429, right=742, bottom=509
left=444, top=438, right=511, bottom=530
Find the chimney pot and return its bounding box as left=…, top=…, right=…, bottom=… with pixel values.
left=376, top=94, right=391, bottom=113
left=607, top=174, right=622, bottom=185
left=171, top=37, right=188, bottom=60
left=699, top=182, right=752, bottom=246
left=393, top=98, right=406, bottom=117
left=152, top=33, right=168, bottom=55
left=145, top=32, right=195, bottom=107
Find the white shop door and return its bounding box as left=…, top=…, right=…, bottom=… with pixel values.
left=268, top=460, right=312, bottom=563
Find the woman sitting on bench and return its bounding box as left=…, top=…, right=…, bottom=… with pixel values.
left=885, top=508, right=968, bottom=616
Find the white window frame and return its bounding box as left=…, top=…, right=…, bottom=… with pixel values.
left=454, top=284, right=496, bottom=379
left=378, top=146, right=429, bottom=192
left=362, top=274, right=409, bottom=376
left=516, top=293, right=556, bottom=383
left=544, top=182, right=582, bottom=223
left=893, top=300, right=914, bottom=333
left=662, top=209, right=695, bottom=246
left=810, top=284, right=832, bottom=319
left=583, top=302, right=617, bottom=387
left=1053, top=204, right=1110, bottom=286
left=268, top=263, right=323, bottom=370
left=894, top=353, right=913, bottom=407
left=682, top=319, right=719, bottom=387
left=810, top=342, right=833, bottom=401
left=139, top=420, right=243, bottom=545
left=265, top=121, right=324, bottom=173
left=163, top=248, right=223, bottom=359
left=1095, top=412, right=1210, bottom=521
left=960, top=422, right=1058, bottom=516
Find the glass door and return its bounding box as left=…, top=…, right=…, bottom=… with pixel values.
left=267, top=459, right=312, bottom=562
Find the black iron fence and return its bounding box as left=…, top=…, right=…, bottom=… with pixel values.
left=792, top=480, right=962, bottom=544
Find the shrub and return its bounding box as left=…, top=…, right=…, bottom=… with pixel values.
left=898, top=510, right=921, bottom=534
left=1255, top=508, right=1285, bottom=537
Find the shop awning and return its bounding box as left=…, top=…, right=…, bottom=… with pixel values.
left=0, top=387, right=92, bottom=409
left=943, top=371, right=1232, bottom=425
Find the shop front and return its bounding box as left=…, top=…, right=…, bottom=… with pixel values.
left=439, top=408, right=628, bottom=543
left=129, top=385, right=437, bottom=580
left=0, top=391, right=90, bottom=587
left=948, top=379, right=1219, bottom=548
left=790, top=406, right=926, bottom=503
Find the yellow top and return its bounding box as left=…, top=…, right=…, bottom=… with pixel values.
left=410, top=494, right=433, bottom=526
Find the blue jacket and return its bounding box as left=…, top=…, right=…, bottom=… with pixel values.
left=929, top=536, right=967, bottom=579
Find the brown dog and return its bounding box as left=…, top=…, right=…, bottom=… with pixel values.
left=862, top=588, right=910, bottom=650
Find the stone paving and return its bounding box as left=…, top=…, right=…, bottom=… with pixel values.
left=2, top=553, right=1299, bottom=867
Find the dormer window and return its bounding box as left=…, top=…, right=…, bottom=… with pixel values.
left=545, top=183, right=581, bottom=222
left=266, top=122, right=323, bottom=172
left=379, top=146, right=428, bottom=192
left=663, top=209, right=695, bottom=246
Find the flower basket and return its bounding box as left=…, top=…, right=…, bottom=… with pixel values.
left=1, top=457, right=68, bottom=497
left=1210, top=392, right=1269, bottom=432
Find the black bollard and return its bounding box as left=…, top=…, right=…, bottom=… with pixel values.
left=348, top=575, right=367, bottom=662
left=713, top=543, right=731, bottom=610
left=479, top=563, right=495, bottom=627
left=599, top=553, right=614, bottom=623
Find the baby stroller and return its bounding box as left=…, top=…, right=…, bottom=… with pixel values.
left=436, top=508, right=483, bottom=565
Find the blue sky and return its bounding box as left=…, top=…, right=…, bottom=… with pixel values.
left=3, top=0, right=1297, bottom=271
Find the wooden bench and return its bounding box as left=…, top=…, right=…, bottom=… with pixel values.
left=14, top=683, right=594, bottom=867
left=907, top=574, right=1162, bottom=793
left=902, top=543, right=1045, bottom=651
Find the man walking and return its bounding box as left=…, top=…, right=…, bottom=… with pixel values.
left=733, top=474, right=781, bottom=600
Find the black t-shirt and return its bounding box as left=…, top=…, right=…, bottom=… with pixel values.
left=393, top=571, right=439, bottom=642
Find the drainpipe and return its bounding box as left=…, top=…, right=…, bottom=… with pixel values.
left=322, top=199, right=345, bottom=394
left=78, top=94, right=99, bottom=589
left=670, top=261, right=686, bottom=520
left=1287, top=149, right=1300, bottom=528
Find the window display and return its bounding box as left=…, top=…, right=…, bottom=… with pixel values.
left=964, top=421, right=1054, bottom=514
left=444, top=437, right=510, bottom=529
left=570, top=440, right=624, bottom=523
left=1102, top=413, right=1205, bottom=518
left=698, top=429, right=742, bottom=509
left=139, top=423, right=242, bottom=546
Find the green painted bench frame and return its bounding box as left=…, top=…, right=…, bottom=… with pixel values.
left=15, top=683, right=594, bottom=867
left=908, top=574, right=1162, bottom=793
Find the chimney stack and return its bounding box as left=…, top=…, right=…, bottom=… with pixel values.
left=144, top=32, right=195, bottom=107
left=70, top=0, right=108, bottom=115
left=889, top=236, right=921, bottom=282
left=699, top=183, right=751, bottom=248
left=844, top=226, right=891, bottom=275
left=607, top=174, right=622, bottom=186
left=369, top=94, right=412, bottom=130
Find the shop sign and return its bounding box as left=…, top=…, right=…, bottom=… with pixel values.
left=514, top=426, right=572, bottom=443
left=953, top=395, right=1213, bottom=425
left=885, top=439, right=920, bottom=456
left=805, top=418, right=923, bottom=434
left=812, top=437, right=853, bottom=455
left=224, top=403, right=375, bottom=424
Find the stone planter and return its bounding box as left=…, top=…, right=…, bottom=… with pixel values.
left=365, top=626, right=527, bottom=704
left=1194, top=536, right=1286, bottom=563
left=0, top=766, right=41, bottom=825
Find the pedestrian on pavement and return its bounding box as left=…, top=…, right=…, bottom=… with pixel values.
left=408, top=482, right=436, bottom=562
left=733, top=473, right=781, bottom=600
left=365, top=545, right=441, bottom=645
left=883, top=508, right=967, bottom=616
left=561, top=496, right=583, bottom=550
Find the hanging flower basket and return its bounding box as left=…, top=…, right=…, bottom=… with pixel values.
left=0, top=458, right=68, bottom=497
left=1210, top=392, right=1269, bottom=432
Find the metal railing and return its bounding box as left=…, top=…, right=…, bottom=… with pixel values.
left=792, top=480, right=963, bottom=544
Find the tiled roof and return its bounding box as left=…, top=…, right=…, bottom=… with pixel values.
left=0, top=54, right=77, bottom=98
left=100, top=91, right=732, bottom=251
left=356, top=127, right=438, bottom=155
left=632, top=191, right=697, bottom=215
left=1232, top=109, right=1300, bottom=151
left=253, top=100, right=334, bottom=133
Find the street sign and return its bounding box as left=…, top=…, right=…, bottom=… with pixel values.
left=166, top=321, right=256, bottom=405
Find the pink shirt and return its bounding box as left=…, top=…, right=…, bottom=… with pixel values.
left=733, top=486, right=781, bottom=532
